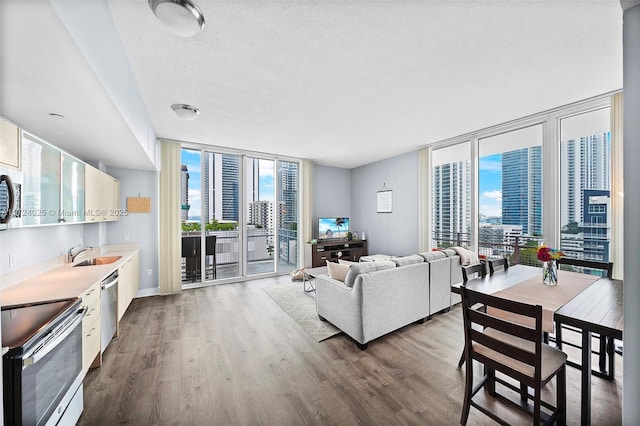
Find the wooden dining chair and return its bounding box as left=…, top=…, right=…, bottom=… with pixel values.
left=462, top=263, right=486, bottom=283
left=460, top=286, right=567, bottom=425
left=488, top=257, right=509, bottom=275
left=457, top=263, right=488, bottom=368
left=555, top=258, right=615, bottom=378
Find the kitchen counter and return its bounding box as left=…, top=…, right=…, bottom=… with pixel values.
left=1, top=244, right=140, bottom=308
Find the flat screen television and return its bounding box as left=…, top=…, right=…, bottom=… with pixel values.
left=318, top=217, right=349, bottom=240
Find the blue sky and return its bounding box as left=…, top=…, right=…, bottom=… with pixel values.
left=479, top=153, right=502, bottom=217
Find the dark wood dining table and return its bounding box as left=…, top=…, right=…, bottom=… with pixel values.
left=452, top=264, right=624, bottom=426
left=554, top=276, right=623, bottom=425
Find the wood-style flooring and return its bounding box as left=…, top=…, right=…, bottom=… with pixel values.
left=79, top=275, right=622, bottom=425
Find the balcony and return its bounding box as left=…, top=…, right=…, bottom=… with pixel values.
left=181, top=228, right=298, bottom=283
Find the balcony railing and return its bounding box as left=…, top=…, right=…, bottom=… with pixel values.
left=181, top=228, right=298, bottom=282
left=433, top=231, right=609, bottom=271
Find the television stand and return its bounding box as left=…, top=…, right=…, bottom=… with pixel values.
left=310, top=239, right=368, bottom=267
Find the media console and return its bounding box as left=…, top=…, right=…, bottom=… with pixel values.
left=310, top=240, right=368, bottom=267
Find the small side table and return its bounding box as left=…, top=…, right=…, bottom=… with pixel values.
left=302, top=266, right=328, bottom=296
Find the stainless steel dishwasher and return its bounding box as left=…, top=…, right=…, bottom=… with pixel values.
left=101, top=270, right=118, bottom=352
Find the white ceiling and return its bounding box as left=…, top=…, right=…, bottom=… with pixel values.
left=0, top=0, right=623, bottom=170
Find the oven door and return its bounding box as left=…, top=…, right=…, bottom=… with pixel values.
left=6, top=304, right=85, bottom=425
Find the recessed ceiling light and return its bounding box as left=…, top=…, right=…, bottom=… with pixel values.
left=171, top=103, right=200, bottom=120
left=49, top=113, right=66, bottom=118
left=148, top=0, right=205, bottom=37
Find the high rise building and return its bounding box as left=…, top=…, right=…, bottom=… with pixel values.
left=221, top=155, right=239, bottom=222
left=502, top=146, right=542, bottom=236
left=432, top=160, right=471, bottom=244
left=249, top=200, right=273, bottom=229
left=278, top=161, right=299, bottom=229
left=180, top=164, right=189, bottom=221
left=561, top=132, right=610, bottom=226
left=581, top=189, right=610, bottom=262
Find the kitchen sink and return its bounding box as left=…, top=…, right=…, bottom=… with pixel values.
left=73, top=256, right=122, bottom=267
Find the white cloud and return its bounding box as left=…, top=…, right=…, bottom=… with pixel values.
left=481, top=190, right=502, bottom=201
left=258, top=159, right=274, bottom=176
left=480, top=203, right=502, bottom=217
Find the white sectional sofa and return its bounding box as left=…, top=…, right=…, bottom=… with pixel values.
left=315, top=250, right=465, bottom=349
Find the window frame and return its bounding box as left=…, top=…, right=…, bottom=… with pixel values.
left=425, top=92, right=618, bottom=264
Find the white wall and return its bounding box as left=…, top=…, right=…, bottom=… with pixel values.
left=106, top=168, right=159, bottom=295
left=350, top=151, right=419, bottom=256
left=0, top=225, right=84, bottom=276
left=623, top=3, right=640, bottom=423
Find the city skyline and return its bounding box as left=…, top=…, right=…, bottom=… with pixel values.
left=181, top=149, right=275, bottom=222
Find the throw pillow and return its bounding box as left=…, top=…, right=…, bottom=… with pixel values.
left=326, top=260, right=350, bottom=282
left=338, top=259, right=357, bottom=266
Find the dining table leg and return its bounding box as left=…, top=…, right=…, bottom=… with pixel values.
left=581, top=329, right=592, bottom=426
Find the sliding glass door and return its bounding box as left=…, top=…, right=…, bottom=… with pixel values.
left=181, top=146, right=299, bottom=285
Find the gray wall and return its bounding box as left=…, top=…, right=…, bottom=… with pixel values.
left=623, top=3, right=640, bottom=423
left=350, top=151, right=419, bottom=256
left=313, top=165, right=352, bottom=239
left=106, top=168, right=159, bottom=295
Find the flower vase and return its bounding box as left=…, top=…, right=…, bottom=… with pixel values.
left=542, top=260, right=558, bottom=286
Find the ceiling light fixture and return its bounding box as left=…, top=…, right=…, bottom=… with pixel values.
left=171, top=103, right=200, bottom=120
left=148, top=0, right=205, bottom=37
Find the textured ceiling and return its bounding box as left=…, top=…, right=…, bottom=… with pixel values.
left=1, top=1, right=624, bottom=170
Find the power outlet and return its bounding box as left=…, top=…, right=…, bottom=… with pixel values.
left=146, top=269, right=152, bottom=276
left=9, top=254, right=16, bottom=267
left=123, top=234, right=130, bottom=241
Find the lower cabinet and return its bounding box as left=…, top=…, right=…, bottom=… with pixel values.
left=81, top=281, right=101, bottom=376
left=117, top=252, right=139, bottom=322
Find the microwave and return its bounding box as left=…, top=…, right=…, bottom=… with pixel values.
left=0, top=171, right=21, bottom=230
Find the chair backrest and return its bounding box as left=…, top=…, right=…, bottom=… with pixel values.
left=488, top=257, right=509, bottom=275
left=462, top=263, right=486, bottom=283
left=460, top=286, right=543, bottom=386
left=557, top=257, right=613, bottom=278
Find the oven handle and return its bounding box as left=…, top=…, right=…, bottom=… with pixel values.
left=22, top=306, right=86, bottom=367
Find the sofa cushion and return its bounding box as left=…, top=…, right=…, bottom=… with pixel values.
left=326, top=261, right=350, bottom=282
left=343, top=260, right=396, bottom=287
left=418, top=251, right=447, bottom=262
left=393, top=254, right=424, bottom=267
left=338, top=259, right=357, bottom=266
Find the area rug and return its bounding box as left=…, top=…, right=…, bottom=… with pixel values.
left=264, top=283, right=341, bottom=342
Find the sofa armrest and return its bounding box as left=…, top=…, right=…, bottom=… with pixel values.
left=315, top=274, right=364, bottom=342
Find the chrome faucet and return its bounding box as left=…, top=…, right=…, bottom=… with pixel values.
left=67, top=245, right=93, bottom=263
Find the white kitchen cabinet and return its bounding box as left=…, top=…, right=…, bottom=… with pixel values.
left=81, top=281, right=101, bottom=376
left=85, top=164, right=119, bottom=222
left=0, top=117, right=20, bottom=169
left=117, top=252, right=139, bottom=322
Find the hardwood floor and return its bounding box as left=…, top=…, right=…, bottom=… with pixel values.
left=79, top=275, right=622, bottom=425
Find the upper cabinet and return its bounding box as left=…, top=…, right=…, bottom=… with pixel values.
left=85, top=164, right=120, bottom=222
left=0, top=116, right=21, bottom=169
left=11, top=122, right=120, bottom=228
left=21, top=133, right=61, bottom=226
left=61, top=153, right=85, bottom=223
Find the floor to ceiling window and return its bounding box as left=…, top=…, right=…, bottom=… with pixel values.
left=431, top=142, right=471, bottom=249
left=559, top=107, right=611, bottom=272
left=180, top=146, right=299, bottom=285
left=478, top=124, right=543, bottom=264
left=427, top=93, right=618, bottom=272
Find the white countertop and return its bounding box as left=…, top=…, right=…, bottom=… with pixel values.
left=1, top=244, right=140, bottom=307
